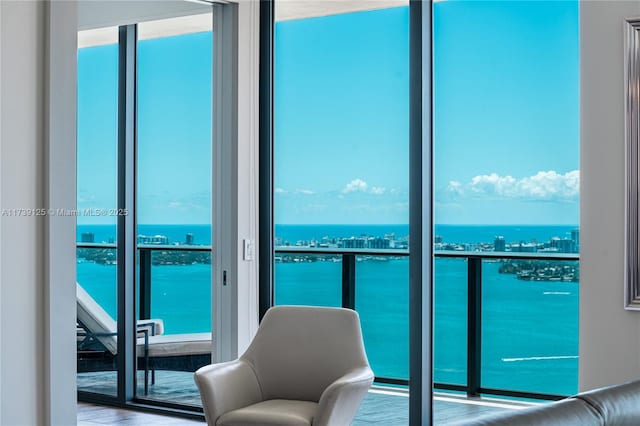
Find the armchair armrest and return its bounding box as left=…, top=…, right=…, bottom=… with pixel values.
left=194, top=359, right=263, bottom=426
left=314, top=366, right=374, bottom=426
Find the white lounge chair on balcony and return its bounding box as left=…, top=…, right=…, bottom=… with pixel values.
left=195, top=306, right=374, bottom=426
left=76, top=283, right=212, bottom=394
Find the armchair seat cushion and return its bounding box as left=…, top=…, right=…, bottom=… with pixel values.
left=216, top=399, right=318, bottom=426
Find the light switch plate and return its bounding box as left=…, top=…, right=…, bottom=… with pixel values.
left=243, top=239, right=255, bottom=261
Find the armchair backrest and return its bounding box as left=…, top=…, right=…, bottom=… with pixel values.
left=241, top=306, right=371, bottom=402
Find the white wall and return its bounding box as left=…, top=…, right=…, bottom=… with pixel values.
left=0, top=1, right=46, bottom=424
left=580, top=0, right=640, bottom=391
left=0, top=1, right=77, bottom=425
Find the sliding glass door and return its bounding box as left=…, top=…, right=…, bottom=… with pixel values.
left=75, top=3, right=234, bottom=412
left=135, top=13, right=213, bottom=406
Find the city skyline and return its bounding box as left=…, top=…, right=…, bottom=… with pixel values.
left=77, top=222, right=579, bottom=252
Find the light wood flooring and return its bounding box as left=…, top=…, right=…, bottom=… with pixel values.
left=78, top=387, right=540, bottom=425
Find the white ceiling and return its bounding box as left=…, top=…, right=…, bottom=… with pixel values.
left=77, top=0, right=408, bottom=48
left=78, top=0, right=211, bottom=31
left=275, top=0, right=408, bottom=22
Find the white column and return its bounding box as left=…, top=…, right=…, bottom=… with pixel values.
left=236, top=0, right=260, bottom=355
left=213, top=0, right=260, bottom=362
left=44, top=1, right=78, bottom=423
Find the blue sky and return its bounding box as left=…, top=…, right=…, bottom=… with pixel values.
left=274, top=6, right=410, bottom=224
left=78, top=1, right=578, bottom=226
left=77, top=32, right=212, bottom=225
left=433, top=0, right=579, bottom=225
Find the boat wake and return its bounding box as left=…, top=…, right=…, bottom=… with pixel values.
left=502, top=355, right=578, bottom=362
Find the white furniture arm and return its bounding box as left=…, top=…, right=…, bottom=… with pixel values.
left=194, top=360, right=263, bottom=426
left=314, top=367, right=374, bottom=426
left=136, top=319, right=164, bottom=336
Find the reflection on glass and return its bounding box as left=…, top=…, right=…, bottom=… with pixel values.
left=76, top=26, right=119, bottom=397
left=135, top=12, right=213, bottom=405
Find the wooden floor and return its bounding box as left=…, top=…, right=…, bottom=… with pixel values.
left=78, top=386, right=540, bottom=425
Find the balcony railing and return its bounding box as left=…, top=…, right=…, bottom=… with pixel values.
left=77, top=243, right=579, bottom=401
left=77, top=243, right=211, bottom=325
left=276, top=247, right=579, bottom=401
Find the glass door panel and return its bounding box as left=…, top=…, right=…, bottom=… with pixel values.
left=135, top=12, right=213, bottom=405
left=76, top=26, right=120, bottom=397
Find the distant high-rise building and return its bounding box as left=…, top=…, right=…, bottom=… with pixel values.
left=494, top=236, right=505, bottom=252
left=81, top=232, right=95, bottom=243
left=434, top=235, right=443, bottom=244
left=512, top=243, right=537, bottom=253
left=137, top=234, right=169, bottom=245
left=557, top=238, right=575, bottom=253
left=342, top=237, right=366, bottom=249
left=368, top=237, right=390, bottom=249
left=571, top=228, right=580, bottom=251
left=185, top=233, right=194, bottom=245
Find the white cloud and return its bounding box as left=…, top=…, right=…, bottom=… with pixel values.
left=447, top=181, right=464, bottom=196
left=447, top=170, right=579, bottom=201
left=276, top=181, right=400, bottom=198
left=295, top=189, right=315, bottom=195
left=470, top=173, right=517, bottom=195
left=275, top=188, right=314, bottom=195
left=342, top=178, right=368, bottom=194
left=370, top=186, right=386, bottom=195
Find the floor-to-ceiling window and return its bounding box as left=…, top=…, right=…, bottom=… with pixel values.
left=270, top=0, right=579, bottom=423
left=433, top=0, right=579, bottom=400
left=273, top=3, right=410, bottom=424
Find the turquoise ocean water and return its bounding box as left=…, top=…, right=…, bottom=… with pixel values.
left=77, top=224, right=579, bottom=396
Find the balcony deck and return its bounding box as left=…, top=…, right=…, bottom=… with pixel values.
left=78, top=371, right=537, bottom=424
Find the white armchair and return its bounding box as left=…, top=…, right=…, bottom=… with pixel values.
left=194, top=306, right=374, bottom=426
